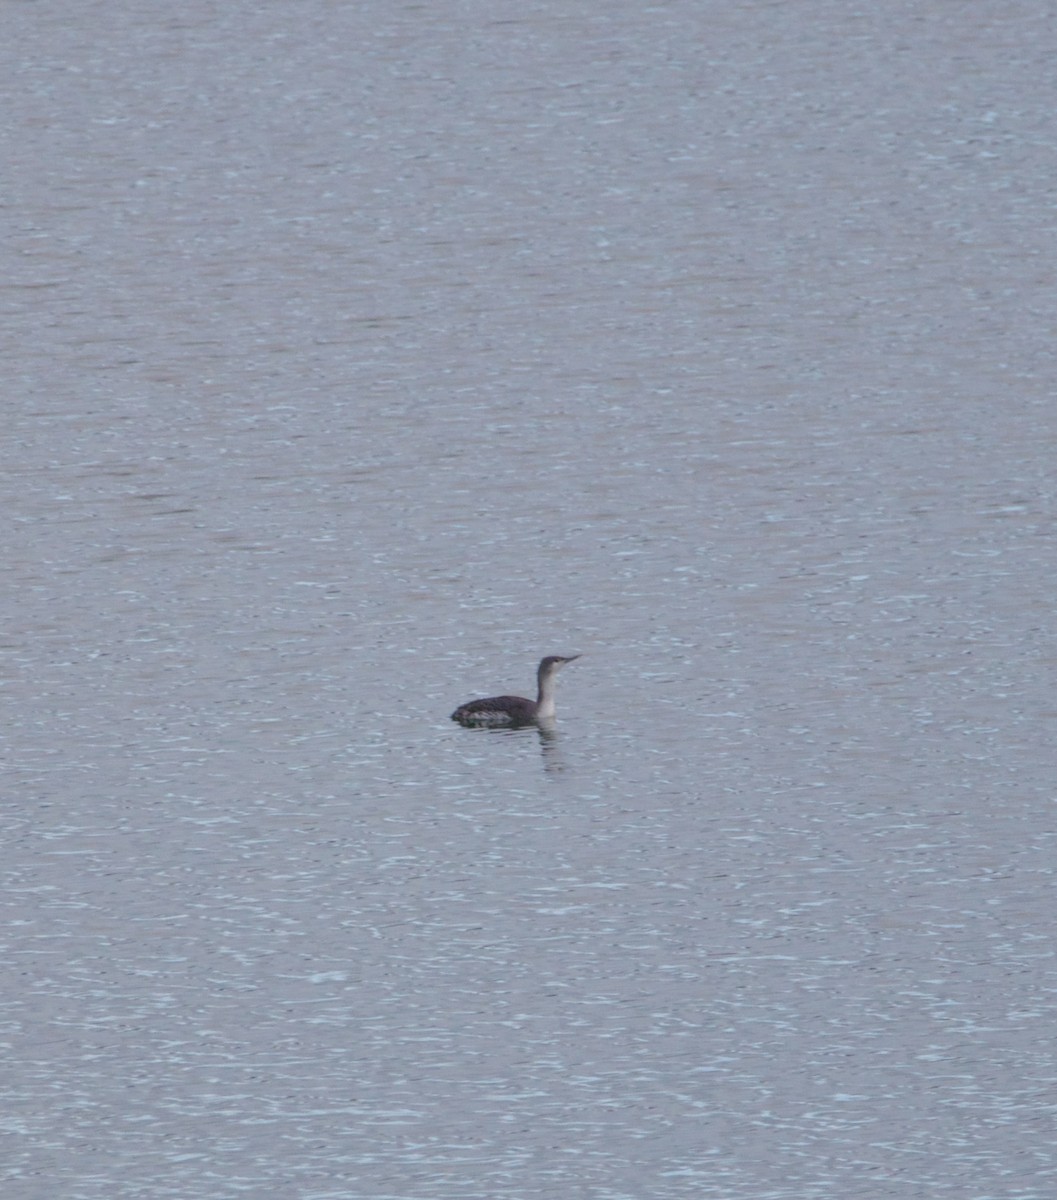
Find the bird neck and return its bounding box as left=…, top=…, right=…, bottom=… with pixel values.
left=535, top=666, right=559, bottom=718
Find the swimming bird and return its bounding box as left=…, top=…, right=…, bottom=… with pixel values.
left=451, top=655, right=581, bottom=726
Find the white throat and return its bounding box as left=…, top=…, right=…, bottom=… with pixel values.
left=535, top=668, right=561, bottom=719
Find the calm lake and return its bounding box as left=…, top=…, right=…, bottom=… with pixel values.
left=4, top=2, right=1055, bottom=1197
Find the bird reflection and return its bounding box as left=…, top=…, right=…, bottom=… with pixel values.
left=464, top=718, right=569, bottom=774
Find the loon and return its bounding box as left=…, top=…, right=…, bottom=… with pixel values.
left=451, top=655, right=581, bottom=726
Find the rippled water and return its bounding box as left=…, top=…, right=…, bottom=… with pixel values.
left=4, top=2, right=1055, bottom=1197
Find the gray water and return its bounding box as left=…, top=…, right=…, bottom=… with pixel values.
left=3, top=2, right=1055, bottom=1197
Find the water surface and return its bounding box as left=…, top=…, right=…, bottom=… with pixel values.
left=3, top=2, right=1055, bottom=1197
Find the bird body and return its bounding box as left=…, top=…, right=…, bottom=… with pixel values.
left=451, top=655, right=580, bottom=726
